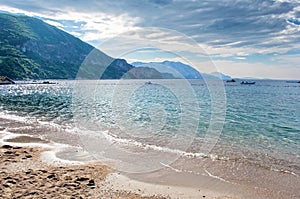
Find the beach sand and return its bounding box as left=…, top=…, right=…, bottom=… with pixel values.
left=0, top=144, right=167, bottom=199
left=1, top=120, right=297, bottom=199
left=0, top=134, right=245, bottom=199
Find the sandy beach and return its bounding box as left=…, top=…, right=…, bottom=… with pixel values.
left=0, top=142, right=170, bottom=199
left=0, top=129, right=247, bottom=199
left=0, top=120, right=298, bottom=199
left=0, top=137, right=241, bottom=199
left=0, top=143, right=239, bottom=199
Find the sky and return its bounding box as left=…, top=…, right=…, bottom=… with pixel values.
left=0, top=0, right=300, bottom=79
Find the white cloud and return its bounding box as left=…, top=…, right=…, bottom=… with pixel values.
left=270, top=54, right=300, bottom=65
left=79, top=13, right=140, bottom=41
left=0, top=4, right=141, bottom=42
left=211, top=60, right=300, bottom=80
left=43, top=20, right=64, bottom=28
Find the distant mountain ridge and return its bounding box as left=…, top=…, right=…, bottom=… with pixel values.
left=0, top=13, right=134, bottom=79
left=132, top=61, right=202, bottom=79
left=132, top=61, right=232, bottom=80
left=209, top=72, right=232, bottom=80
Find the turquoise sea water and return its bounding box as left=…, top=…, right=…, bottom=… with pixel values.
left=0, top=79, right=299, bottom=191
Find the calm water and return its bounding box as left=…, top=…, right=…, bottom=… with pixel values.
left=0, top=79, right=299, bottom=191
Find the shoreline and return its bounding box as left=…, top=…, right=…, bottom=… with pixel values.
left=0, top=142, right=167, bottom=199
left=0, top=116, right=299, bottom=198
left=0, top=132, right=240, bottom=199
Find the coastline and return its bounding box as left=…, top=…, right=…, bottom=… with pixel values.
left=0, top=142, right=168, bottom=199
left=0, top=128, right=239, bottom=199
left=0, top=115, right=299, bottom=198
left=0, top=114, right=298, bottom=199
left=1, top=132, right=296, bottom=199
left=0, top=137, right=237, bottom=199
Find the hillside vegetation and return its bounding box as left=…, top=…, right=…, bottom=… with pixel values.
left=0, top=13, right=133, bottom=79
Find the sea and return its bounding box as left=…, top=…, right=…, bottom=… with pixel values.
left=0, top=79, right=299, bottom=198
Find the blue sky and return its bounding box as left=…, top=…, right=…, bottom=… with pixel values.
left=0, top=0, right=300, bottom=79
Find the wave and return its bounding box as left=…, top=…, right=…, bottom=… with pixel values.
left=83, top=128, right=222, bottom=160
left=1, top=110, right=298, bottom=177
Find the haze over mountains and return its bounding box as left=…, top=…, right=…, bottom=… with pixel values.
left=0, top=12, right=232, bottom=80
left=132, top=61, right=232, bottom=80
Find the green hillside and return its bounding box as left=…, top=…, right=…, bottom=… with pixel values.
left=0, top=13, right=133, bottom=79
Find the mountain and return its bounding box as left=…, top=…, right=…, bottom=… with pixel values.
left=123, top=67, right=165, bottom=79
left=132, top=61, right=234, bottom=80
left=0, top=13, right=133, bottom=79
left=160, top=61, right=203, bottom=79
left=132, top=61, right=202, bottom=79
left=209, top=72, right=232, bottom=80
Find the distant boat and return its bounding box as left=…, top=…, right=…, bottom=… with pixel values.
left=241, top=81, right=255, bottom=85
left=0, top=76, right=15, bottom=85
left=286, top=80, right=299, bottom=83
left=42, top=81, right=56, bottom=84
left=145, top=81, right=152, bottom=85
left=226, top=79, right=236, bottom=82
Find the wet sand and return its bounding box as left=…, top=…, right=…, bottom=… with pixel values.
left=5, top=135, right=49, bottom=143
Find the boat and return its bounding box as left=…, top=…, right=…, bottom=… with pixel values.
left=226, top=79, right=236, bottom=82
left=0, top=76, right=15, bottom=85
left=286, top=80, right=299, bottom=83
left=240, top=81, right=255, bottom=85
left=42, top=81, right=56, bottom=84
left=145, top=81, right=152, bottom=85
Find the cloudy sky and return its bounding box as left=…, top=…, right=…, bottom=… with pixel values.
left=1, top=0, right=300, bottom=79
